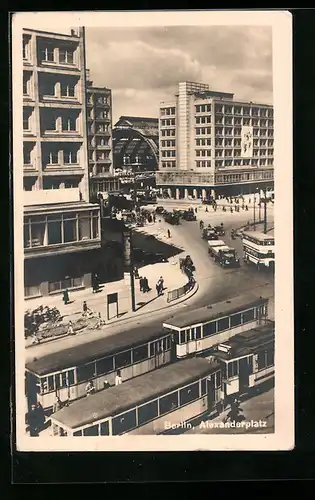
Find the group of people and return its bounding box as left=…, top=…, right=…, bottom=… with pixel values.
left=139, top=276, right=150, bottom=293
left=27, top=402, right=46, bottom=437
left=156, top=276, right=164, bottom=296
left=85, top=370, right=123, bottom=397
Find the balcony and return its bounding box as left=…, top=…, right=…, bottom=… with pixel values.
left=43, top=163, right=83, bottom=175
left=23, top=164, right=38, bottom=176
left=24, top=187, right=82, bottom=207
left=41, top=130, right=82, bottom=142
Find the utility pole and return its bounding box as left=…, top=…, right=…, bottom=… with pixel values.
left=263, top=187, right=268, bottom=234
left=253, top=193, right=256, bottom=231
left=122, top=227, right=136, bottom=312
left=258, top=188, right=262, bottom=222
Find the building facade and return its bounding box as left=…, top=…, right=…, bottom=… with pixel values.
left=86, top=72, right=118, bottom=199
left=156, top=81, right=274, bottom=199
left=22, top=27, right=101, bottom=298
left=112, top=116, right=159, bottom=193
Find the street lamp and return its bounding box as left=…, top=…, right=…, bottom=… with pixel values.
left=122, top=226, right=136, bottom=312
left=253, top=192, right=256, bottom=231
left=258, top=187, right=262, bottom=223
left=263, top=187, right=268, bottom=234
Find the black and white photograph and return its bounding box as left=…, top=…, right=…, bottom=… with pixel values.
left=12, top=10, right=294, bottom=451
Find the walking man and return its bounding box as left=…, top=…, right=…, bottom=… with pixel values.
left=167, top=229, right=171, bottom=238
left=63, top=288, right=69, bottom=305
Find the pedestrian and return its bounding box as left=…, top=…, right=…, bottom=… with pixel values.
left=158, top=276, right=164, bottom=295
left=205, top=206, right=208, bottom=212
left=143, top=276, right=150, bottom=292
left=92, top=273, right=100, bottom=293
left=153, top=213, right=156, bottom=223
left=139, top=276, right=144, bottom=292
left=167, top=229, right=171, bottom=238
left=195, top=207, right=198, bottom=213
left=103, top=379, right=111, bottom=389
left=53, top=396, right=62, bottom=413
left=63, top=288, right=69, bottom=305
left=85, top=380, right=95, bottom=396
left=134, top=266, right=139, bottom=279
left=36, top=402, right=45, bottom=431
left=82, top=301, right=92, bottom=317
left=95, top=312, right=103, bottom=329
left=115, top=370, right=122, bottom=386
left=67, top=320, right=75, bottom=335
left=27, top=404, right=40, bottom=437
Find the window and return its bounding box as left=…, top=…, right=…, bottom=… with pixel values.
left=68, top=370, right=75, bottom=386
left=266, top=349, right=274, bottom=367
left=48, top=151, right=59, bottom=164
left=137, top=400, right=158, bottom=426
left=257, top=351, right=266, bottom=370
left=59, top=48, right=74, bottom=64
left=23, top=73, right=30, bottom=95
left=100, top=421, right=110, bottom=436
left=47, top=215, right=62, bottom=244
left=179, top=382, right=200, bottom=406
left=228, top=360, right=238, bottom=378
left=215, top=371, right=221, bottom=388
left=62, top=116, right=76, bottom=131
left=159, top=391, right=178, bottom=415
left=203, top=321, right=216, bottom=337
left=23, top=146, right=31, bottom=165
left=40, top=46, right=55, bottom=62
left=83, top=425, right=99, bottom=436
left=179, top=331, right=186, bottom=344
left=61, top=83, right=75, bottom=98
left=242, top=309, right=255, bottom=323
left=78, top=214, right=91, bottom=240
left=63, top=149, right=78, bottom=164
left=92, top=216, right=99, bottom=239
left=23, top=110, right=31, bottom=130
left=95, top=356, right=114, bottom=376
left=195, top=326, right=202, bottom=339
left=217, top=317, right=230, bottom=332
left=133, top=344, right=149, bottom=363
left=115, top=350, right=131, bottom=369
left=112, top=409, right=137, bottom=435
left=77, top=362, right=96, bottom=383
left=29, top=216, right=46, bottom=246
left=73, top=430, right=82, bottom=436
left=230, top=313, right=242, bottom=327
left=201, top=378, right=207, bottom=395
left=63, top=217, right=77, bottom=243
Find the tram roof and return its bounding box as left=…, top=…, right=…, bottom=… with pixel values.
left=242, top=231, right=274, bottom=240
left=163, top=292, right=269, bottom=330
left=26, top=324, right=167, bottom=376
left=211, top=321, right=275, bottom=360
left=51, top=357, right=219, bottom=429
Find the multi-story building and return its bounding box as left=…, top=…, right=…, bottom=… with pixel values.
left=22, top=27, right=101, bottom=298
left=156, top=81, right=274, bottom=199
left=86, top=72, right=118, bottom=199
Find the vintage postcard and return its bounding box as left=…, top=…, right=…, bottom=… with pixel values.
left=12, top=10, right=294, bottom=451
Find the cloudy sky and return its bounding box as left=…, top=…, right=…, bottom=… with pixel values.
left=86, top=25, right=273, bottom=124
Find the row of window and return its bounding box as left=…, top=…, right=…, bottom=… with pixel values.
left=160, top=129, right=176, bottom=137
left=215, top=119, right=273, bottom=128
left=89, top=111, right=110, bottom=120
left=244, top=247, right=275, bottom=260
left=88, top=124, right=110, bottom=134
left=88, top=95, right=110, bottom=105
left=196, top=161, right=211, bottom=168
left=215, top=159, right=274, bottom=168
left=38, top=337, right=172, bottom=394
left=215, top=139, right=274, bottom=147
left=160, top=140, right=176, bottom=147
left=160, top=107, right=176, bottom=116
left=161, top=150, right=176, bottom=158
left=243, top=235, right=274, bottom=246
left=72, top=376, right=214, bottom=436
left=215, top=149, right=274, bottom=158
left=215, top=105, right=273, bottom=117
left=24, top=275, right=85, bottom=298
left=216, top=170, right=274, bottom=183
left=24, top=212, right=99, bottom=249
left=23, top=144, right=81, bottom=166
left=161, top=162, right=176, bottom=168
left=195, top=104, right=211, bottom=113
left=196, top=138, right=211, bottom=146
left=23, top=36, right=77, bottom=66
left=215, top=127, right=273, bottom=138
left=196, top=116, right=211, bottom=124
left=160, top=119, right=176, bottom=127
left=172, top=307, right=264, bottom=344
left=89, top=151, right=111, bottom=161
left=196, top=127, right=211, bottom=135
left=23, top=73, right=77, bottom=100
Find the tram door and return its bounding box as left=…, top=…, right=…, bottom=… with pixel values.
left=207, top=375, right=216, bottom=414
left=238, top=357, right=250, bottom=393
left=25, top=372, right=38, bottom=410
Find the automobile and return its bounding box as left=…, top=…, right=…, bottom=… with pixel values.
left=133, top=248, right=168, bottom=264
left=173, top=209, right=185, bottom=218
left=155, top=206, right=165, bottom=214
left=182, top=211, right=197, bottom=221
left=202, top=228, right=219, bottom=240
left=214, top=225, right=225, bottom=236
left=164, top=213, right=180, bottom=225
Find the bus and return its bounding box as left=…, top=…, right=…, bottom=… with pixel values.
left=49, top=357, right=221, bottom=437
left=163, top=292, right=269, bottom=358
left=242, top=231, right=275, bottom=271
left=25, top=325, right=175, bottom=415
left=205, top=321, right=275, bottom=400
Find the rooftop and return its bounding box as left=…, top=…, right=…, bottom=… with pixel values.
left=243, top=231, right=274, bottom=240
left=51, top=357, right=219, bottom=429
left=163, top=292, right=268, bottom=330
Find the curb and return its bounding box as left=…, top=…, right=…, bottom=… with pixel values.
left=25, top=282, right=200, bottom=349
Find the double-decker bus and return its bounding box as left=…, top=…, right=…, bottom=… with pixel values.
left=242, top=231, right=275, bottom=271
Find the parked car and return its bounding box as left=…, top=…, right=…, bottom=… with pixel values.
left=155, top=206, right=165, bottom=214
left=164, top=213, right=180, bottom=225
left=182, top=210, right=197, bottom=221
left=214, top=225, right=225, bottom=236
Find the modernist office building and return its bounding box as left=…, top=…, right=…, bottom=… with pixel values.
left=22, top=27, right=101, bottom=298
left=156, top=81, right=274, bottom=199
left=86, top=71, right=119, bottom=199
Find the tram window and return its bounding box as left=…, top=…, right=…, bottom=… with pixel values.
left=228, top=361, right=238, bottom=378
left=155, top=340, right=162, bottom=353
left=61, top=372, right=67, bottom=388
left=201, top=378, right=207, bottom=395
left=83, top=424, right=99, bottom=436
left=257, top=351, right=266, bottom=370
left=215, top=371, right=221, bottom=388
left=47, top=375, right=54, bottom=392
left=133, top=344, right=149, bottom=363
left=137, top=400, right=158, bottom=426
left=159, top=391, right=178, bottom=415
left=221, top=364, right=227, bottom=379
left=230, top=313, right=242, bottom=327
left=180, top=382, right=200, bottom=406
left=218, top=317, right=230, bottom=332
left=112, top=409, right=137, bottom=435
left=247, top=356, right=253, bottom=373
left=115, top=350, right=132, bottom=369
left=77, top=362, right=96, bottom=383
left=195, top=326, right=202, bottom=339
left=162, top=337, right=167, bottom=350
left=203, top=321, right=216, bottom=337
left=73, top=430, right=82, bottom=436
left=180, top=331, right=186, bottom=344
left=149, top=343, right=155, bottom=357
left=242, top=309, right=255, bottom=323
left=96, top=356, right=114, bottom=376
left=266, top=349, right=274, bottom=367
left=100, top=421, right=110, bottom=436
left=68, top=369, right=75, bottom=386
left=165, top=337, right=171, bottom=350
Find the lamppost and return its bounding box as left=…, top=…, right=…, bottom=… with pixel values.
left=258, top=187, right=262, bottom=223
left=253, top=192, right=256, bottom=231
left=122, top=226, right=136, bottom=312
left=263, top=187, right=268, bottom=234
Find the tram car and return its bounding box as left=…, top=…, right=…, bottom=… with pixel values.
left=49, top=357, right=222, bottom=437
left=163, top=292, right=269, bottom=358
left=205, top=320, right=275, bottom=400
left=25, top=325, right=176, bottom=415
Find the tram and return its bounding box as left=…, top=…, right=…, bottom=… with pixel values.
left=242, top=231, right=275, bottom=271
left=163, top=292, right=269, bottom=358
left=49, top=357, right=222, bottom=437
left=25, top=325, right=175, bottom=415
left=204, top=320, right=275, bottom=400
